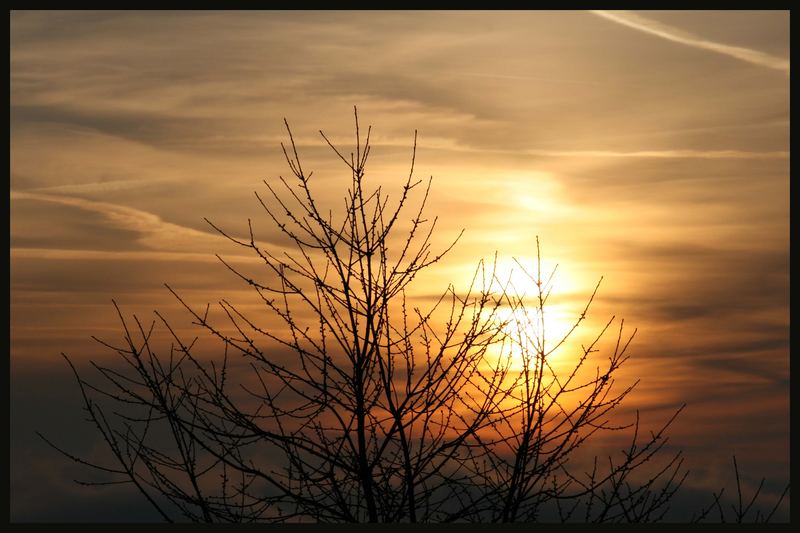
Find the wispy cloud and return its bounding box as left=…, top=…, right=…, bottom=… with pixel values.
left=450, top=70, right=643, bottom=88
left=415, top=137, right=789, bottom=159
left=520, top=148, right=789, bottom=159
left=11, top=191, right=226, bottom=253
left=592, top=10, right=790, bottom=73
left=10, top=247, right=261, bottom=264
left=26, top=178, right=165, bottom=195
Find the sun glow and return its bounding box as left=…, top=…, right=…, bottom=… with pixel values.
left=494, top=304, right=578, bottom=370
left=490, top=257, right=584, bottom=370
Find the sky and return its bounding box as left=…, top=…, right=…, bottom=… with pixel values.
left=9, top=10, right=789, bottom=522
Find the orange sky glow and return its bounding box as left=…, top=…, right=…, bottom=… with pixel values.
left=10, top=10, right=789, bottom=522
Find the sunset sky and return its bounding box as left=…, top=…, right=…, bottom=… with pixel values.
left=10, top=10, right=789, bottom=521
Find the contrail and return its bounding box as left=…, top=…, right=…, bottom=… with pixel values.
left=592, top=10, right=789, bottom=73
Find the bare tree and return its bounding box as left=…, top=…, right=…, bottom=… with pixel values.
left=690, top=456, right=790, bottom=524
left=40, top=108, right=784, bottom=523
left=453, top=240, right=688, bottom=523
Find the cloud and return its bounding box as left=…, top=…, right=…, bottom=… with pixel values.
left=10, top=247, right=260, bottom=264
left=518, top=148, right=788, bottom=160
left=592, top=10, right=790, bottom=73
left=11, top=191, right=230, bottom=253
left=11, top=361, right=169, bottom=522
left=24, top=178, right=164, bottom=196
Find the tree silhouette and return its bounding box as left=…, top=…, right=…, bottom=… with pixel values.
left=40, top=108, right=787, bottom=523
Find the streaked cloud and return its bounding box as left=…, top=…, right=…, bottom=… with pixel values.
left=11, top=191, right=226, bottom=253
left=592, top=10, right=790, bottom=73
left=10, top=247, right=260, bottom=264
left=520, top=148, right=788, bottom=159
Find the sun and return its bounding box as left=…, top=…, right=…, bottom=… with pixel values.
left=494, top=304, right=577, bottom=368
left=491, top=257, right=583, bottom=369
